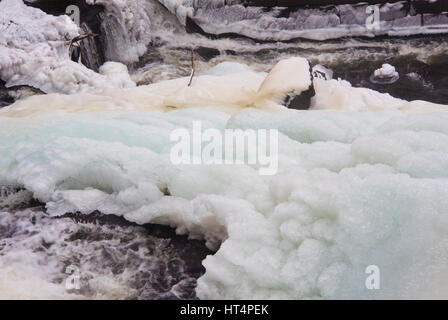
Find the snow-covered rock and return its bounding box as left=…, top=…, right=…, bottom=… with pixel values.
left=370, top=63, right=400, bottom=84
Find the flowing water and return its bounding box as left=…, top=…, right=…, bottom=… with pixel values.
left=1, top=0, right=448, bottom=300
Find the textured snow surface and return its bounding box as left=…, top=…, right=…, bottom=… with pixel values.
left=1, top=106, right=448, bottom=299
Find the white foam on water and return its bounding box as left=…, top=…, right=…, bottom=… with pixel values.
left=0, top=206, right=204, bottom=300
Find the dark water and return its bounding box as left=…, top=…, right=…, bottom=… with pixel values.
left=327, top=43, right=448, bottom=104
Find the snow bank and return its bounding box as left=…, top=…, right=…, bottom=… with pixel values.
left=0, top=0, right=135, bottom=94
left=0, top=108, right=448, bottom=299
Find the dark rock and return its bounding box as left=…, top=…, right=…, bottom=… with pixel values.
left=283, top=65, right=315, bottom=110
left=0, top=80, right=45, bottom=108
left=7, top=85, right=45, bottom=99
left=283, top=86, right=315, bottom=110
left=0, top=80, right=14, bottom=108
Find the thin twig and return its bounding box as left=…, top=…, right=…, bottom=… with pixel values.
left=188, top=47, right=195, bottom=87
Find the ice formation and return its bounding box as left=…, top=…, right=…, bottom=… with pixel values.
left=312, top=64, right=333, bottom=81
left=1, top=0, right=448, bottom=300
left=1, top=106, right=448, bottom=299
left=1, top=58, right=446, bottom=117
left=0, top=0, right=135, bottom=94
left=370, top=63, right=400, bottom=84
left=150, top=0, right=448, bottom=41
left=374, top=64, right=398, bottom=78
left=1, top=55, right=448, bottom=299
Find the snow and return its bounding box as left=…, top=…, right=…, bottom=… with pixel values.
left=0, top=0, right=135, bottom=94
left=256, top=57, right=312, bottom=107
left=1, top=58, right=448, bottom=299
left=374, top=64, right=399, bottom=78
left=1, top=1, right=448, bottom=299
left=203, top=62, right=254, bottom=77
left=3, top=57, right=444, bottom=117
left=1, top=106, right=448, bottom=299
left=370, top=63, right=400, bottom=84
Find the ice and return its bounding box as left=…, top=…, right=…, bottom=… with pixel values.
left=2, top=0, right=448, bottom=300
left=0, top=0, right=135, bottom=94
left=98, top=62, right=136, bottom=89
left=370, top=63, right=400, bottom=84
left=4, top=57, right=445, bottom=118
left=256, top=57, right=312, bottom=107
left=1, top=54, right=448, bottom=299
left=312, top=64, right=333, bottom=81
left=154, top=0, right=448, bottom=41
left=374, top=64, right=399, bottom=78
left=311, top=78, right=447, bottom=112
left=1, top=105, right=448, bottom=299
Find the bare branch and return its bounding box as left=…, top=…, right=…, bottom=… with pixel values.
left=188, top=47, right=195, bottom=87
left=68, top=33, right=98, bottom=54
